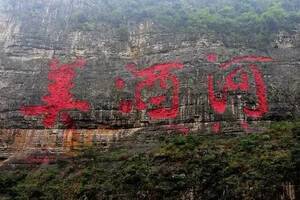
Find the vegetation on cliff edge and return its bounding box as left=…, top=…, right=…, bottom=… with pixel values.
left=2, top=0, right=300, bottom=49
left=0, top=121, right=299, bottom=199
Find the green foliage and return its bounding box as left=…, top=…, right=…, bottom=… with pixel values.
left=70, top=11, right=97, bottom=31
left=117, top=26, right=129, bottom=42
left=1, top=121, right=300, bottom=199
left=2, top=0, right=300, bottom=47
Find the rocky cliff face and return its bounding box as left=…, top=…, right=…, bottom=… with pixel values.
left=0, top=0, right=299, bottom=166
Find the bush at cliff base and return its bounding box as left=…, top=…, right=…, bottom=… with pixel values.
left=0, top=121, right=300, bottom=200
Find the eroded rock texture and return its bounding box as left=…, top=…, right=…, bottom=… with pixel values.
left=0, top=0, right=299, bottom=165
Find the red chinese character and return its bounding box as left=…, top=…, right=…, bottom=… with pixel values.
left=20, top=58, right=90, bottom=128
left=116, top=62, right=183, bottom=119
left=168, top=124, right=190, bottom=136
left=207, top=55, right=273, bottom=132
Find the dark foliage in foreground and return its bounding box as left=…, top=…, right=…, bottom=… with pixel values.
left=1, top=121, right=300, bottom=199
